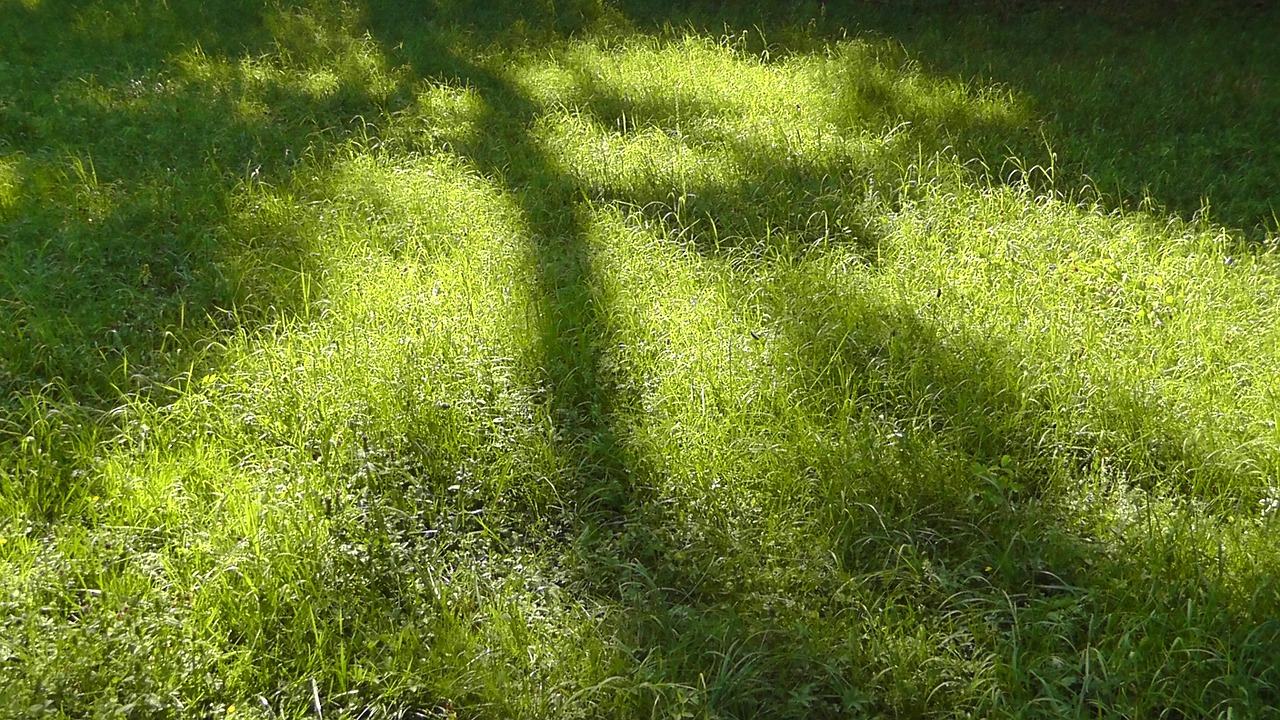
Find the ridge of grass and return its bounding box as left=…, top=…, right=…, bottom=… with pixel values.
left=2, top=1, right=1279, bottom=717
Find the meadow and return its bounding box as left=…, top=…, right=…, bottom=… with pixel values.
left=2, top=0, right=1280, bottom=717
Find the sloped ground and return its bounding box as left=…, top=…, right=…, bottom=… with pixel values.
left=2, top=1, right=1279, bottom=717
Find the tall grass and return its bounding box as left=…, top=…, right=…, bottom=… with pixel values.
left=2, top=1, right=1279, bottom=717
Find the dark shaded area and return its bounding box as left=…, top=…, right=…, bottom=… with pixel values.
left=351, top=2, right=1280, bottom=716
left=5, top=0, right=1278, bottom=715
left=580, top=268, right=1280, bottom=715
left=614, top=0, right=1280, bottom=238
left=1, top=3, right=256, bottom=400
left=0, top=0, right=419, bottom=517
left=785, top=282, right=1280, bottom=713
left=550, top=66, right=890, bottom=258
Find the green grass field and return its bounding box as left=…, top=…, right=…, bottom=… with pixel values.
left=3, top=1, right=1280, bottom=717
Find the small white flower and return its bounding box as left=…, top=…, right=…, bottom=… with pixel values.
left=1260, top=486, right=1280, bottom=517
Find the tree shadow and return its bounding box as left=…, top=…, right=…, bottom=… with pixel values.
left=612, top=0, right=1280, bottom=239
left=343, top=3, right=1280, bottom=716
left=9, top=0, right=1274, bottom=714
left=546, top=39, right=1033, bottom=259
left=0, top=0, right=423, bottom=517
left=548, top=243, right=1280, bottom=715
left=737, top=278, right=1280, bottom=715
left=327, top=1, right=1280, bottom=712
left=362, top=0, right=641, bottom=528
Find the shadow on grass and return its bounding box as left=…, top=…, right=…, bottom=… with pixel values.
left=546, top=37, right=1034, bottom=257
left=352, top=3, right=1280, bottom=717
left=0, top=0, right=422, bottom=516
left=700, top=282, right=1280, bottom=715
left=613, top=0, right=1280, bottom=239
left=553, top=70, right=887, bottom=259
left=6, top=0, right=1277, bottom=714
left=363, top=0, right=638, bottom=518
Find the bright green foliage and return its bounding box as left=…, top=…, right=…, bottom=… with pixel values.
left=2, top=1, right=1280, bottom=718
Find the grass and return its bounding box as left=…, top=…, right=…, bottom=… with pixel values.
left=2, top=0, right=1280, bottom=717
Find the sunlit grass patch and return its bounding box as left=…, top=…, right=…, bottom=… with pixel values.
left=1, top=150, right=622, bottom=713
left=4, top=1, right=1280, bottom=717
left=877, top=183, right=1280, bottom=495
left=0, top=152, right=22, bottom=214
